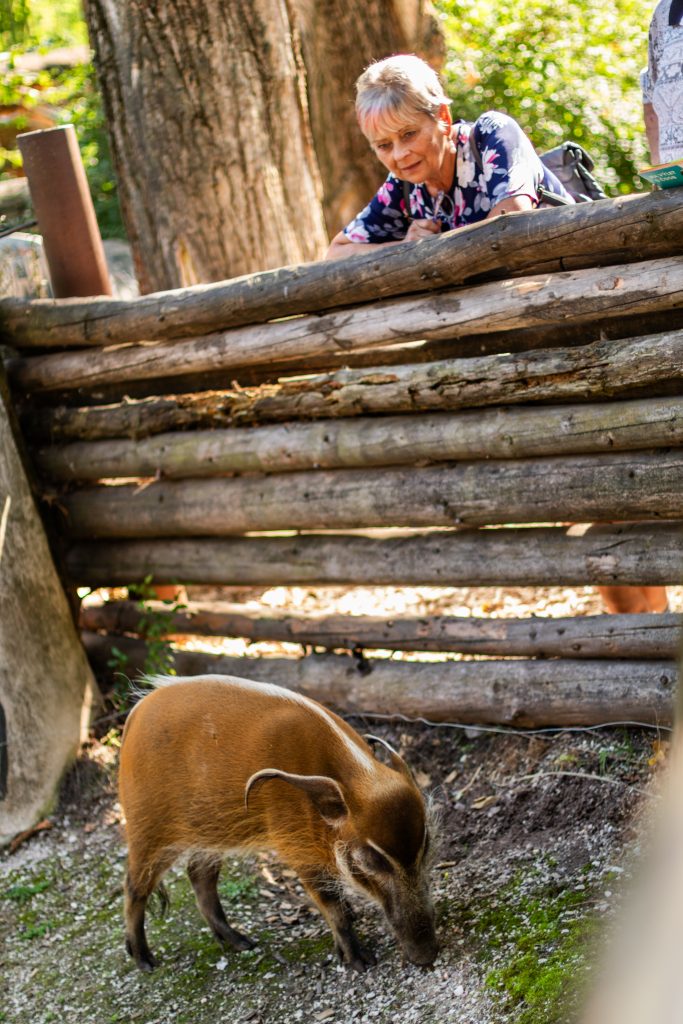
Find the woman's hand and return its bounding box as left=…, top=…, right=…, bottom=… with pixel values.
left=404, top=218, right=441, bottom=241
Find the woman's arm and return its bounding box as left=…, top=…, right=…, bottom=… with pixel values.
left=324, top=219, right=441, bottom=260
left=488, top=195, right=534, bottom=218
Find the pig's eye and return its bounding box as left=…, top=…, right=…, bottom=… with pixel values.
left=364, top=845, right=393, bottom=874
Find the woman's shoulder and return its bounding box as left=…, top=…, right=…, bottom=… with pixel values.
left=472, top=110, right=522, bottom=135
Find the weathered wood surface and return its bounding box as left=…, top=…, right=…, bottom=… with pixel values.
left=81, top=631, right=677, bottom=727
left=60, top=450, right=683, bottom=538
left=9, top=256, right=683, bottom=393
left=80, top=600, right=682, bottom=658
left=2, top=189, right=683, bottom=349
left=0, top=367, right=96, bottom=845
left=27, top=306, right=683, bottom=412
left=36, top=397, right=683, bottom=482
left=66, top=523, right=682, bottom=587
left=22, top=328, right=683, bottom=441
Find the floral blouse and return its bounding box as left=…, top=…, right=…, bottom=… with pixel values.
left=641, top=0, right=683, bottom=164
left=343, top=111, right=573, bottom=243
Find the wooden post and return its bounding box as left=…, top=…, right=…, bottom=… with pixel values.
left=0, top=367, right=97, bottom=845
left=17, top=125, right=111, bottom=298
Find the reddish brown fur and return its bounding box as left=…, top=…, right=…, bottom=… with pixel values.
left=119, top=675, right=438, bottom=972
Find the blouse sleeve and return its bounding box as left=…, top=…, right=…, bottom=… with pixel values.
left=342, top=175, right=410, bottom=243
left=471, top=111, right=544, bottom=210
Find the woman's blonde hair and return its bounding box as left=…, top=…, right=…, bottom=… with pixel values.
left=355, top=54, right=450, bottom=136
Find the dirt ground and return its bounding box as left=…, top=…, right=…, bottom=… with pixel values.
left=1, top=583, right=678, bottom=1024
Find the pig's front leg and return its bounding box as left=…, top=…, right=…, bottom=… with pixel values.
left=300, top=870, right=377, bottom=971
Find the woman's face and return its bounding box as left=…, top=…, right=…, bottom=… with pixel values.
left=362, top=105, right=452, bottom=186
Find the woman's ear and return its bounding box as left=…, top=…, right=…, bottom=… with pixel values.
left=438, top=103, right=452, bottom=133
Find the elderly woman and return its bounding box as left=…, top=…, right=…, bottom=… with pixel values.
left=326, top=54, right=573, bottom=258
left=326, top=54, right=669, bottom=616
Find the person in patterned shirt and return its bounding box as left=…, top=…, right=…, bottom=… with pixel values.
left=642, top=0, right=683, bottom=166
left=325, top=54, right=573, bottom=259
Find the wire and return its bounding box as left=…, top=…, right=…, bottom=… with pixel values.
left=344, top=710, right=673, bottom=737
left=0, top=218, right=38, bottom=239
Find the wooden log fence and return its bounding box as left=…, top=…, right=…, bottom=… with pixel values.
left=66, top=524, right=682, bottom=589
left=60, top=450, right=683, bottom=538
left=35, top=396, right=683, bottom=481
left=81, top=631, right=678, bottom=728
left=24, top=328, right=683, bottom=442
left=2, top=187, right=682, bottom=727
left=80, top=600, right=682, bottom=659
left=2, top=188, right=683, bottom=350
left=8, top=256, right=683, bottom=396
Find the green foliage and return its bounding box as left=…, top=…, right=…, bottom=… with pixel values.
left=4, top=880, right=51, bottom=904
left=0, top=3, right=125, bottom=238
left=129, top=574, right=186, bottom=678
left=105, top=576, right=185, bottom=712
left=1, top=0, right=87, bottom=50
left=436, top=0, right=650, bottom=194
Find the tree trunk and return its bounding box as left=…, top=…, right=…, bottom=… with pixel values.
left=82, top=0, right=328, bottom=291
left=3, top=189, right=683, bottom=349
left=34, top=396, right=683, bottom=482
left=80, top=600, right=682, bottom=659
left=59, top=450, right=683, bottom=538
left=81, top=631, right=677, bottom=728
left=293, top=0, right=444, bottom=234
left=65, top=523, right=682, bottom=588
left=0, top=368, right=96, bottom=846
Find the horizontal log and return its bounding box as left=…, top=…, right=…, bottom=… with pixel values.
left=81, top=631, right=677, bottom=727
left=60, top=450, right=683, bottom=538
left=66, top=523, right=682, bottom=588
left=35, top=397, right=683, bottom=482
left=2, top=188, right=683, bottom=349
left=79, top=600, right=682, bottom=658
left=9, top=256, right=683, bottom=394
left=23, top=328, right=683, bottom=442
left=30, top=305, right=683, bottom=411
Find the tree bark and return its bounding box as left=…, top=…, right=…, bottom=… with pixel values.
left=80, top=600, right=682, bottom=659
left=0, top=368, right=96, bottom=846
left=9, top=256, right=683, bottom=393
left=25, top=330, right=683, bottom=441
left=3, top=189, right=683, bottom=349
left=35, top=396, right=683, bottom=483
left=65, top=523, right=682, bottom=588
left=82, top=0, right=328, bottom=291
left=81, top=631, right=677, bottom=727
left=59, top=450, right=683, bottom=538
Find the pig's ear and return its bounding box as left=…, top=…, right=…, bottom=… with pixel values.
left=244, top=769, right=348, bottom=825
left=364, top=734, right=416, bottom=783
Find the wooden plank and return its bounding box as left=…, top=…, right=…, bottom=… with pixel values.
left=65, top=523, right=682, bottom=588
left=79, top=600, right=682, bottom=658
left=60, top=450, right=683, bottom=538
left=9, top=256, right=683, bottom=393
left=81, top=631, right=677, bottom=727
left=35, top=396, right=683, bottom=482
left=2, top=188, right=683, bottom=349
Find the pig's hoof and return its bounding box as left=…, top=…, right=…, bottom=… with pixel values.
left=339, top=939, right=377, bottom=971
left=126, top=938, right=157, bottom=972
left=216, top=924, right=256, bottom=952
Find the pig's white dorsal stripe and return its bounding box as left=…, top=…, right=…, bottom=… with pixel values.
left=144, top=673, right=375, bottom=773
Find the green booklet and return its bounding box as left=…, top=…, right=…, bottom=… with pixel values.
left=639, top=160, right=683, bottom=188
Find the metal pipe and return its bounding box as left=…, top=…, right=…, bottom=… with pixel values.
left=17, top=124, right=112, bottom=297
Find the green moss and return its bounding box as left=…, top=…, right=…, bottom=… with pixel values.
left=446, top=872, right=599, bottom=1024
